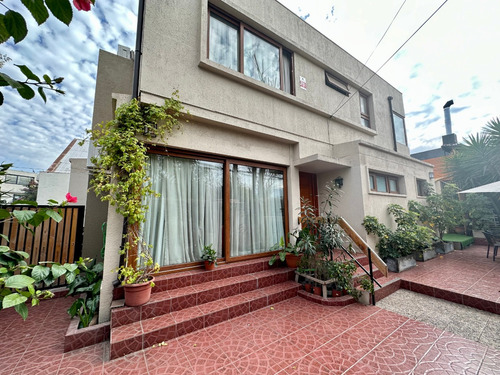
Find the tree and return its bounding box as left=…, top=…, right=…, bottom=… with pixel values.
left=0, top=0, right=94, bottom=105
left=446, top=117, right=500, bottom=189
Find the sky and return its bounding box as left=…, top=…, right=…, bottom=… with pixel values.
left=1, top=0, right=499, bottom=172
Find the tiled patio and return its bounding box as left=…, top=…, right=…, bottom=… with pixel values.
left=1, top=244, right=499, bottom=374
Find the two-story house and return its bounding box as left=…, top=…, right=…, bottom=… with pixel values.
left=87, top=0, right=432, bottom=317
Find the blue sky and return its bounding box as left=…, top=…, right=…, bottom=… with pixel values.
left=1, top=0, right=499, bottom=171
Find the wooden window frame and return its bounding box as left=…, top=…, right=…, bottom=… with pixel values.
left=360, top=93, right=370, bottom=128
left=208, top=5, right=295, bottom=95
left=147, top=146, right=289, bottom=271
left=369, top=172, right=400, bottom=194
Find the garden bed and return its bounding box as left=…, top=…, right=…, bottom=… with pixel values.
left=64, top=317, right=110, bottom=352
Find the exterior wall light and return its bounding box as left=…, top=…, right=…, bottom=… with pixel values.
left=429, top=171, right=434, bottom=180
left=334, top=176, right=344, bottom=188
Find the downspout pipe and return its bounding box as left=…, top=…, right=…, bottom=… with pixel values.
left=388, top=96, right=397, bottom=152
left=132, top=0, right=145, bottom=99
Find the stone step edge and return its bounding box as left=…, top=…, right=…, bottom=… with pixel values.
left=109, top=281, right=301, bottom=360
left=111, top=268, right=294, bottom=328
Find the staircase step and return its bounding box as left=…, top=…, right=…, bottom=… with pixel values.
left=110, top=281, right=300, bottom=359
left=111, top=267, right=294, bottom=328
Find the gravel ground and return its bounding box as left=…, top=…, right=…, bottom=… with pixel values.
left=377, top=289, right=500, bottom=350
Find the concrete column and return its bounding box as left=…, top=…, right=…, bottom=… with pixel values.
left=98, top=203, right=124, bottom=323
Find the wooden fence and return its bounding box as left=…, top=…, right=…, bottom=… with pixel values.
left=0, top=205, right=85, bottom=285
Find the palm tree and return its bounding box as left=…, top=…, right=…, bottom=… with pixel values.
left=446, top=117, right=500, bottom=190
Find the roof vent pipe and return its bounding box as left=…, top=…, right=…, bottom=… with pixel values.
left=443, top=99, right=454, bottom=135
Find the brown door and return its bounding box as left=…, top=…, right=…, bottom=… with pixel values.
left=299, top=172, right=319, bottom=215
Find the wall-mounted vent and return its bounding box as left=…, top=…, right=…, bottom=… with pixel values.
left=325, top=72, right=350, bottom=96
left=117, top=45, right=133, bottom=59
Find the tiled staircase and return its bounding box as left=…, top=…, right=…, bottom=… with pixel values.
left=109, top=258, right=300, bottom=359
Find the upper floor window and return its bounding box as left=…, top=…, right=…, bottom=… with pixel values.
left=208, top=7, right=294, bottom=94
left=360, top=93, right=370, bottom=128
left=369, top=172, right=400, bottom=194
left=393, top=112, right=407, bottom=145
left=4, top=174, right=33, bottom=186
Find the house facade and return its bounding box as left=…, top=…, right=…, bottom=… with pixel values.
left=132, top=0, right=432, bottom=264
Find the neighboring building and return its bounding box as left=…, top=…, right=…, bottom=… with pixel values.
left=411, top=100, right=458, bottom=193
left=37, top=139, right=89, bottom=207
left=0, top=169, right=37, bottom=203
left=90, top=0, right=433, bottom=273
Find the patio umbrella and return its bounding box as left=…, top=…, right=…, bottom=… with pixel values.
left=458, top=180, right=500, bottom=194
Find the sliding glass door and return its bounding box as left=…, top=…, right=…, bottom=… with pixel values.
left=142, top=151, right=286, bottom=267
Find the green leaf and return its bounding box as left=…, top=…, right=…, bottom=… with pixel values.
left=0, top=72, right=23, bottom=89
left=4, top=11, right=28, bottom=44
left=63, top=263, right=78, bottom=272
left=45, top=209, right=62, bottom=222
left=3, top=292, right=28, bottom=309
left=51, top=264, right=67, bottom=279
left=65, top=271, right=76, bottom=284
left=43, top=74, right=52, bottom=84
left=17, top=83, right=35, bottom=100
left=5, top=274, right=35, bottom=289
left=32, top=265, right=50, bottom=282
left=45, top=0, right=73, bottom=26
left=38, top=87, right=46, bottom=103
left=0, top=245, right=11, bottom=252
left=12, top=200, right=38, bottom=206
left=0, top=14, right=10, bottom=44
left=0, top=91, right=3, bottom=106
left=15, top=64, right=40, bottom=82
left=0, top=209, right=10, bottom=220
left=0, top=267, right=7, bottom=273
left=12, top=209, right=35, bottom=223
left=21, top=0, right=49, bottom=25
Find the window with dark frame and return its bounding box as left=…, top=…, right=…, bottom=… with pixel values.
left=392, top=112, right=407, bottom=145
left=369, top=172, right=400, bottom=194
left=325, top=72, right=350, bottom=96
left=208, top=6, right=294, bottom=94
left=359, top=93, right=370, bottom=128
left=416, top=179, right=430, bottom=197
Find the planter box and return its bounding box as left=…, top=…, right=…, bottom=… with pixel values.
left=434, top=242, right=454, bottom=254
left=64, top=317, right=110, bottom=352
left=415, top=248, right=437, bottom=262
left=386, top=255, right=416, bottom=273
left=357, top=290, right=371, bottom=305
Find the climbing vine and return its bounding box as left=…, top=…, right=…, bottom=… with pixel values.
left=87, top=92, right=185, bottom=226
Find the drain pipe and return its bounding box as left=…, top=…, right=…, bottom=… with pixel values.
left=132, top=0, right=145, bottom=99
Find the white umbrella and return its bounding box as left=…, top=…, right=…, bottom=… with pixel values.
left=458, top=181, right=500, bottom=194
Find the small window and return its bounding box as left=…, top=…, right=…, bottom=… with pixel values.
left=369, top=172, right=400, bottom=194
left=417, top=179, right=430, bottom=196
left=325, top=72, right=349, bottom=96
left=360, top=94, right=370, bottom=128
left=393, top=112, right=407, bottom=145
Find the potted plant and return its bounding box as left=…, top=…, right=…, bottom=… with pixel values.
left=362, top=204, right=433, bottom=272
left=357, top=275, right=374, bottom=305
left=201, top=244, right=218, bottom=270
left=117, top=251, right=159, bottom=307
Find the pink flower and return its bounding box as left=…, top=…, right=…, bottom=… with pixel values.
left=73, top=0, right=93, bottom=11
left=65, top=193, right=78, bottom=203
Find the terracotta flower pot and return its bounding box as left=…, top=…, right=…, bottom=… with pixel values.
left=331, top=289, right=342, bottom=297
left=204, top=261, right=216, bottom=271
left=304, top=283, right=312, bottom=293
left=313, top=286, right=322, bottom=296
left=285, top=253, right=302, bottom=268
left=124, top=277, right=154, bottom=307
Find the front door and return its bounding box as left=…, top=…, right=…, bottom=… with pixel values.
left=299, top=172, right=319, bottom=215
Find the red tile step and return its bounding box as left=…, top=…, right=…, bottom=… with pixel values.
left=111, top=267, right=294, bottom=328
left=110, top=281, right=300, bottom=359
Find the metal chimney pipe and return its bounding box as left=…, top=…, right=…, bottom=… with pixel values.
left=443, top=100, right=454, bottom=135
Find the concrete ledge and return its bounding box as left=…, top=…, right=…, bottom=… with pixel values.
left=64, top=317, right=110, bottom=352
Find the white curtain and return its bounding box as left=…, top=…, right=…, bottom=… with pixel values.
left=230, top=164, right=285, bottom=257
left=142, top=155, right=223, bottom=266
left=243, top=30, right=280, bottom=89
left=209, top=13, right=239, bottom=71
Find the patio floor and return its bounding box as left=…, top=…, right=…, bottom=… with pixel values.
left=1, top=244, right=499, bottom=374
